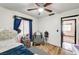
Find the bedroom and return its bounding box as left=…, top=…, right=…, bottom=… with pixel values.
left=0, top=3, right=79, bottom=55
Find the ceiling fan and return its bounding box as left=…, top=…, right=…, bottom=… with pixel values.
left=27, top=3, right=55, bottom=16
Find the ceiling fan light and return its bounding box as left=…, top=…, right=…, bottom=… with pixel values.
left=38, top=8, right=44, bottom=12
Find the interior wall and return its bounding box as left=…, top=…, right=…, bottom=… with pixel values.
left=39, top=8, right=79, bottom=47
left=0, top=7, right=38, bottom=33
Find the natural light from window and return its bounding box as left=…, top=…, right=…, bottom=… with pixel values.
left=63, top=24, right=71, bottom=31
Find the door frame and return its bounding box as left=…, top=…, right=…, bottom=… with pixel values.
left=61, top=15, right=78, bottom=48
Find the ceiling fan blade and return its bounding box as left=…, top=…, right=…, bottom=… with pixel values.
left=35, top=3, right=40, bottom=7
left=44, top=3, right=52, bottom=7
left=49, top=13, right=55, bottom=16
left=45, top=8, right=52, bottom=12
left=27, top=8, right=37, bottom=11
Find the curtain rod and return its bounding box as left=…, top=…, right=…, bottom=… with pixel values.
left=14, top=15, right=32, bottom=21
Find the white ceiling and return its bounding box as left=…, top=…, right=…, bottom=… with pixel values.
left=0, top=3, right=79, bottom=19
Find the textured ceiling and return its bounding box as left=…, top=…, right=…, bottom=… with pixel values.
left=0, top=3, right=79, bottom=18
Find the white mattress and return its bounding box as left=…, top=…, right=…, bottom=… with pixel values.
left=0, top=39, right=22, bottom=53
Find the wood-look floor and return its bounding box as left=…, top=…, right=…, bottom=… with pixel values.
left=35, top=43, right=72, bottom=55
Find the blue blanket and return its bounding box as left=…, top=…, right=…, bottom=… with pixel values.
left=0, top=45, right=34, bottom=55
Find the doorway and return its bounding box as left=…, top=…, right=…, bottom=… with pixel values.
left=61, top=18, right=76, bottom=50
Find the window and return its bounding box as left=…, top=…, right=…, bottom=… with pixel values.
left=19, top=20, right=29, bottom=36
left=63, top=24, right=71, bottom=31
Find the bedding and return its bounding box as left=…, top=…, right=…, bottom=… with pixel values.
left=72, top=44, right=79, bottom=55
left=0, top=39, right=34, bottom=55
left=0, top=30, right=34, bottom=55
left=0, top=39, right=22, bottom=53
left=0, top=45, right=34, bottom=55
left=0, top=29, right=34, bottom=55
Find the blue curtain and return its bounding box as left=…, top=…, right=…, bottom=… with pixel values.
left=13, top=16, right=32, bottom=41
left=14, top=16, right=21, bottom=33
left=29, top=20, right=32, bottom=41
